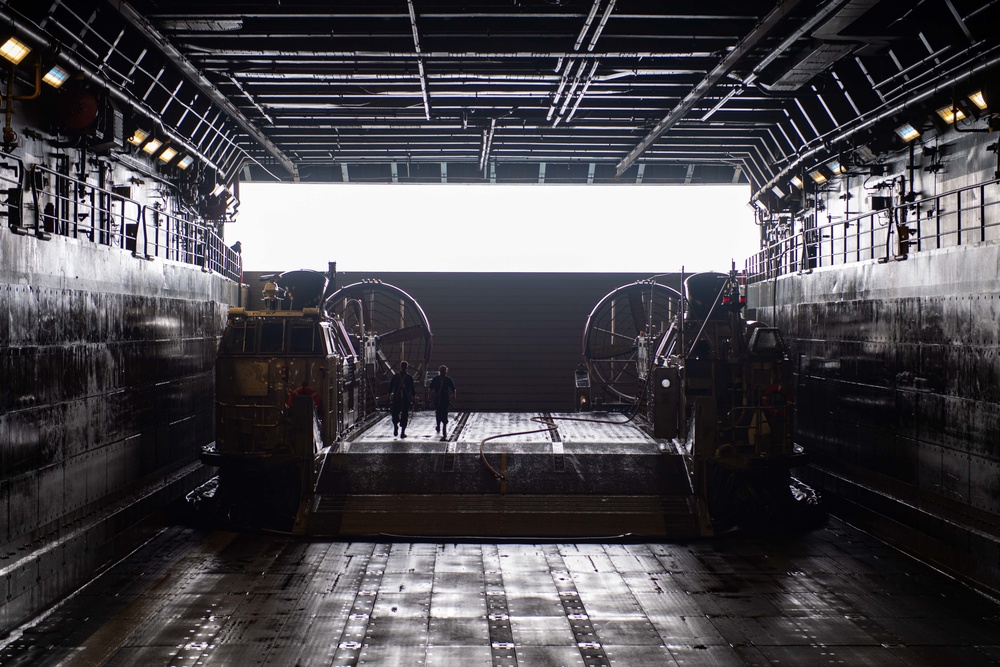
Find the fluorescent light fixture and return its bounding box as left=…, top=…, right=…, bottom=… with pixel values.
left=828, top=160, right=846, bottom=174
left=127, top=129, right=149, bottom=146
left=969, top=91, right=987, bottom=110
left=0, top=37, right=30, bottom=65
left=790, top=175, right=803, bottom=189
left=771, top=185, right=785, bottom=199
left=895, top=123, right=920, bottom=142
left=936, top=105, right=965, bottom=124
left=142, top=138, right=162, bottom=154
left=810, top=170, right=827, bottom=184
left=42, top=65, right=70, bottom=88
left=176, top=155, right=195, bottom=169
left=158, top=146, right=178, bottom=163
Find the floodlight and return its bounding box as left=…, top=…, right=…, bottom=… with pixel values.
left=128, top=129, right=149, bottom=146
left=0, top=37, right=30, bottom=65
left=158, top=146, right=178, bottom=163
left=935, top=105, right=965, bottom=124
left=42, top=66, right=70, bottom=88
left=895, top=123, right=920, bottom=142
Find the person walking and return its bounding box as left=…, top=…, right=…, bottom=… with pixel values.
left=388, top=360, right=415, bottom=438
left=428, top=365, right=457, bottom=441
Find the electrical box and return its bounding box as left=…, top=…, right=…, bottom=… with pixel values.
left=653, top=366, right=681, bottom=439
left=868, top=195, right=891, bottom=210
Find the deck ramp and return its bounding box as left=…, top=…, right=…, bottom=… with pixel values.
left=308, top=412, right=708, bottom=538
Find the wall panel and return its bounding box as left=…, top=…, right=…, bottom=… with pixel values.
left=748, top=242, right=1000, bottom=596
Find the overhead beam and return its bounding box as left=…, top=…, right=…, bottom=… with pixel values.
left=615, top=0, right=805, bottom=177
left=107, top=0, right=300, bottom=181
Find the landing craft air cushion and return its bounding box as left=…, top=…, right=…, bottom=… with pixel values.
left=197, top=266, right=821, bottom=536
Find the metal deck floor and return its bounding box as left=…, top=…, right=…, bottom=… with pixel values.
left=3, top=519, right=999, bottom=666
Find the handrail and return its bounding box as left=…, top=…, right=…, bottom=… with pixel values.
left=4, top=154, right=241, bottom=283
left=0, top=152, right=26, bottom=233
left=747, top=178, right=1000, bottom=283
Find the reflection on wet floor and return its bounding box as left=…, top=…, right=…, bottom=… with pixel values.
left=3, top=518, right=999, bottom=666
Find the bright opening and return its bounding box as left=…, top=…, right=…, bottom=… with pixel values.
left=227, top=182, right=759, bottom=273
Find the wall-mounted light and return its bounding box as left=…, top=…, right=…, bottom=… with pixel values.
left=810, top=169, right=827, bottom=184
left=969, top=91, right=987, bottom=111
left=158, top=146, right=178, bottom=163
left=790, top=175, right=804, bottom=189
left=142, top=138, right=162, bottom=154
left=0, top=37, right=30, bottom=65
left=42, top=65, right=70, bottom=88
left=127, top=129, right=149, bottom=146
left=936, top=104, right=966, bottom=124
left=895, top=123, right=920, bottom=142
left=176, top=155, right=195, bottom=169
left=827, top=160, right=847, bottom=174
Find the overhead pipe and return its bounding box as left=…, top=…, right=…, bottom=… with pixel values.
left=574, top=0, right=604, bottom=51
left=565, top=60, right=601, bottom=124
left=195, top=49, right=714, bottom=60
left=752, top=50, right=1000, bottom=204
left=586, top=0, right=618, bottom=52
left=406, top=0, right=432, bottom=121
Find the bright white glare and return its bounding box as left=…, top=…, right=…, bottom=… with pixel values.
left=226, top=182, right=758, bottom=273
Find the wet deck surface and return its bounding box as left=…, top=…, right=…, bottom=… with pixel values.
left=3, top=518, right=999, bottom=666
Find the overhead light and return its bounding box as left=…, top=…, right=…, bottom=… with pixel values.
left=936, top=105, right=965, bottom=124
left=969, top=91, right=987, bottom=111
left=828, top=160, right=847, bottom=174
left=0, top=37, right=30, bottom=65
left=142, top=138, right=162, bottom=154
left=771, top=185, right=785, bottom=199
left=42, top=65, right=70, bottom=88
left=158, top=146, right=178, bottom=163
left=895, top=123, right=920, bottom=142
left=810, top=170, right=827, bottom=184
left=176, top=155, right=195, bottom=169
left=790, top=175, right=803, bottom=189
left=127, top=129, right=149, bottom=146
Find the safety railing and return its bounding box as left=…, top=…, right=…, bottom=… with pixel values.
left=747, top=178, right=1000, bottom=283
left=0, top=153, right=27, bottom=229
left=2, top=154, right=241, bottom=283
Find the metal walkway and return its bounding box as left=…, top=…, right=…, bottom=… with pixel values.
left=3, top=518, right=999, bottom=666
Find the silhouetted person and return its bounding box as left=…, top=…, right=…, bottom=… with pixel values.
left=428, top=365, right=457, bottom=441
left=388, top=360, right=415, bottom=438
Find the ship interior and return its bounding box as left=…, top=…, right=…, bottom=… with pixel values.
left=3, top=1, right=1000, bottom=665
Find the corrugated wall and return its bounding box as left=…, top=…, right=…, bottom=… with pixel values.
left=246, top=271, right=674, bottom=412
